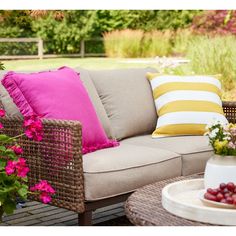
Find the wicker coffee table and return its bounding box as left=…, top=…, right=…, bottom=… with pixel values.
left=124, top=174, right=212, bottom=226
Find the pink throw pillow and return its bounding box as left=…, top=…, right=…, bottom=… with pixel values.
left=2, top=66, right=119, bottom=154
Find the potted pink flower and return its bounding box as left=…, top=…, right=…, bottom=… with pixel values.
left=0, top=110, right=55, bottom=222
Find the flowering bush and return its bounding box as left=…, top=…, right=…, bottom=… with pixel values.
left=192, top=10, right=236, bottom=36
left=205, top=121, right=236, bottom=156
left=0, top=110, right=55, bottom=222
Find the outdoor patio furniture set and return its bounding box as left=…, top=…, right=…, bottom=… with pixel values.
left=0, top=68, right=235, bottom=226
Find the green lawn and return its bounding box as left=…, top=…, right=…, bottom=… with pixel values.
left=3, top=57, right=160, bottom=71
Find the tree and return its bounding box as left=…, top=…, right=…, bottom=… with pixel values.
left=32, top=11, right=97, bottom=53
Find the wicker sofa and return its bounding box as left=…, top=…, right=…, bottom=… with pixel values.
left=0, top=68, right=236, bottom=226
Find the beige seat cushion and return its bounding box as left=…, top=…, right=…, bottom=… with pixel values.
left=83, top=143, right=181, bottom=201
left=89, top=67, right=158, bottom=140
left=122, top=135, right=213, bottom=176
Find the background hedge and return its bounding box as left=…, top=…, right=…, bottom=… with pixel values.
left=0, top=10, right=201, bottom=55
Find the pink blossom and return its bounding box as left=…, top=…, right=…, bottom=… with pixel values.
left=0, top=109, right=5, bottom=117
left=15, top=158, right=29, bottom=178
left=39, top=192, right=52, bottom=204
left=0, top=123, right=3, bottom=129
left=30, top=180, right=55, bottom=194
left=23, top=115, right=43, bottom=141
left=9, top=145, right=23, bottom=155
left=5, top=160, right=16, bottom=175
left=30, top=180, right=55, bottom=204
left=5, top=158, right=29, bottom=178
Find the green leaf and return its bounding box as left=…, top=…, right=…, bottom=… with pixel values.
left=0, top=146, right=6, bottom=152
left=21, top=177, right=28, bottom=183
left=0, top=135, right=10, bottom=142
left=0, top=186, right=15, bottom=194
left=0, top=196, right=6, bottom=203
left=14, top=180, right=21, bottom=188
left=18, top=185, right=28, bottom=199
left=2, top=174, right=16, bottom=187
left=0, top=159, right=6, bottom=170
left=3, top=150, right=17, bottom=160
left=3, top=198, right=16, bottom=215
left=5, top=149, right=16, bottom=157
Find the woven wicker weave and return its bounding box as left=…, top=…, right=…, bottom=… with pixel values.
left=124, top=174, right=213, bottom=226
left=0, top=116, right=85, bottom=213
left=222, top=101, right=236, bottom=123
left=0, top=101, right=235, bottom=215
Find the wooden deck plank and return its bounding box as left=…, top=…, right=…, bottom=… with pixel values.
left=29, top=205, right=59, bottom=214
left=35, top=213, right=77, bottom=226
left=3, top=212, right=31, bottom=221
left=24, top=201, right=40, bottom=207
left=0, top=201, right=128, bottom=226
left=10, top=203, right=47, bottom=214
left=93, top=215, right=119, bottom=225
left=39, top=210, right=75, bottom=222
left=6, top=208, right=66, bottom=225
left=94, top=202, right=124, bottom=213
left=15, top=219, right=42, bottom=226
left=93, top=207, right=124, bottom=220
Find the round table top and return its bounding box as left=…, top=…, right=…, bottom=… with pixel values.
left=124, top=174, right=210, bottom=226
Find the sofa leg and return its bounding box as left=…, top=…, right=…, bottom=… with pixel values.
left=78, top=211, right=93, bottom=226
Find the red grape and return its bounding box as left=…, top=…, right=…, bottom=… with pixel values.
left=204, top=193, right=217, bottom=201
left=227, top=182, right=235, bottom=192
left=220, top=183, right=227, bottom=190
left=223, top=188, right=229, bottom=194
left=226, top=196, right=234, bottom=204
left=216, top=187, right=221, bottom=193
left=207, top=188, right=218, bottom=195
left=224, top=193, right=231, bottom=198
left=216, top=193, right=224, bottom=201
left=205, top=183, right=236, bottom=204
left=221, top=199, right=227, bottom=204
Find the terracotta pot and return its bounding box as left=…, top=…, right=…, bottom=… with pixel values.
left=204, top=155, right=236, bottom=189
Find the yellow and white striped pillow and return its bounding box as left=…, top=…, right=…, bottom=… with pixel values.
left=147, top=73, right=228, bottom=138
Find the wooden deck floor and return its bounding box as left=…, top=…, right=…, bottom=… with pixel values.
left=0, top=201, right=132, bottom=226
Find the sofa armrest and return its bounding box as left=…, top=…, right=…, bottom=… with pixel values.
left=0, top=116, right=85, bottom=213
left=223, top=101, right=236, bottom=123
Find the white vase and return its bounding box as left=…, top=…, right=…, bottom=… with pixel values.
left=204, top=155, right=236, bottom=189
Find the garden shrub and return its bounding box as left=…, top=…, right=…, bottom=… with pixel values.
left=142, top=30, right=173, bottom=57
left=32, top=11, right=97, bottom=54
left=192, top=10, right=236, bottom=36
left=171, top=29, right=196, bottom=56
left=103, top=29, right=144, bottom=58
left=186, top=35, right=236, bottom=91
left=0, top=26, right=37, bottom=56
left=0, top=10, right=201, bottom=55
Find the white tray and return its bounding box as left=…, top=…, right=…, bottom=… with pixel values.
left=162, top=178, right=236, bottom=225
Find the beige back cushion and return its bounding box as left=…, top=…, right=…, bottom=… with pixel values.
left=0, top=68, right=114, bottom=139
left=89, top=67, right=158, bottom=140
left=74, top=67, right=114, bottom=139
